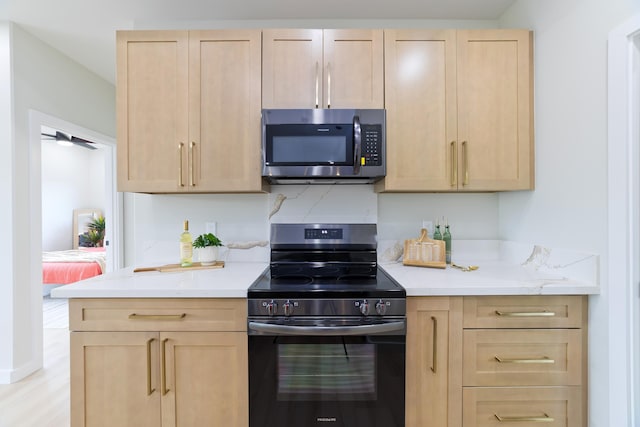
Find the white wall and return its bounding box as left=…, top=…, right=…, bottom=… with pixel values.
left=41, top=142, right=106, bottom=251
left=0, top=21, right=15, bottom=380
left=499, top=0, right=640, bottom=425
left=0, top=21, right=115, bottom=383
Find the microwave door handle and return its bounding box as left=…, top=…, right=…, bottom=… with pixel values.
left=353, top=115, right=362, bottom=175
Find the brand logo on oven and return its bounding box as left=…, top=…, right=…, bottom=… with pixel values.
left=317, top=417, right=337, bottom=422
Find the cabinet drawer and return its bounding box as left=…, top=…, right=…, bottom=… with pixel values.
left=70, top=298, right=247, bottom=332
left=463, top=387, right=582, bottom=427
left=463, top=329, right=582, bottom=386
left=463, top=296, right=585, bottom=329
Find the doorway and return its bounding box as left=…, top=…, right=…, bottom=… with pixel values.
left=29, top=110, right=122, bottom=335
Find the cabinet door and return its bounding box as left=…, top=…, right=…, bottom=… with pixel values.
left=161, top=332, right=248, bottom=427
left=262, top=29, right=323, bottom=108
left=380, top=30, right=457, bottom=191
left=406, top=297, right=462, bottom=427
left=189, top=30, right=263, bottom=192
left=322, top=29, right=384, bottom=108
left=117, top=31, right=189, bottom=193
left=70, top=332, right=161, bottom=427
left=457, top=30, right=533, bottom=191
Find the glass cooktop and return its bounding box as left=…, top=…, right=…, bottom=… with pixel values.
left=247, top=266, right=405, bottom=299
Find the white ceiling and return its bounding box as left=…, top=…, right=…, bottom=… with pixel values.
left=2, top=0, right=517, bottom=85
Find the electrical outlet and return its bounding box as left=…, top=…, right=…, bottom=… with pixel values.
left=422, top=220, right=433, bottom=235
left=205, top=222, right=217, bottom=234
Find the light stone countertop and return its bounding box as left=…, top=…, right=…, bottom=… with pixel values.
left=51, top=240, right=599, bottom=299
left=379, top=239, right=600, bottom=296
left=50, top=262, right=269, bottom=298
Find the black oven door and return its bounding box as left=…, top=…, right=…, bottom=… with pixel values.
left=248, top=320, right=405, bottom=427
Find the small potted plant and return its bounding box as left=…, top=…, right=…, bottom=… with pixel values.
left=85, top=215, right=105, bottom=247
left=192, top=233, right=223, bottom=265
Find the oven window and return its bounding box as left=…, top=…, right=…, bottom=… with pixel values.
left=277, top=343, right=376, bottom=401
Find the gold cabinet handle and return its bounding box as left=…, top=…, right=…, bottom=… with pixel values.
left=178, top=143, right=185, bottom=187
left=450, top=141, right=457, bottom=187
left=495, top=413, right=554, bottom=422
left=495, top=310, right=556, bottom=317
left=462, top=140, right=469, bottom=185
left=315, top=61, right=320, bottom=108
left=327, top=62, right=331, bottom=109
left=146, top=338, right=155, bottom=396
left=430, top=316, right=438, bottom=373
left=189, top=141, right=196, bottom=187
left=129, top=313, right=187, bottom=320
left=495, top=355, right=555, bottom=364
left=161, top=338, right=169, bottom=396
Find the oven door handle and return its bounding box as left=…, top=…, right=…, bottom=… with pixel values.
left=248, top=321, right=405, bottom=336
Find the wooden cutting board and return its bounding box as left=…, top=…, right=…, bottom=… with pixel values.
left=133, top=261, right=225, bottom=273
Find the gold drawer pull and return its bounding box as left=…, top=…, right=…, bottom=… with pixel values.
left=430, top=316, right=438, bottom=373
left=189, top=141, right=196, bottom=187
left=495, top=355, right=555, bottom=364
left=146, top=338, right=155, bottom=396
left=129, top=313, right=187, bottom=320
left=450, top=141, right=457, bottom=187
left=161, top=338, right=169, bottom=395
left=495, top=413, right=554, bottom=422
left=495, top=310, right=556, bottom=317
left=178, top=142, right=185, bottom=187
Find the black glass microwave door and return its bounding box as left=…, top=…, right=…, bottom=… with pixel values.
left=266, top=124, right=354, bottom=166
left=249, top=335, right=405, bottom=427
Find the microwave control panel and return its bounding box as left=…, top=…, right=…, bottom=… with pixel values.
left=361, top=124, right=383, bottom=166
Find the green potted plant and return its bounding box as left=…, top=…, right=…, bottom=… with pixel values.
left=86, top=215, right=105, bottom=247
left=192, top=232, right=223, bottom=265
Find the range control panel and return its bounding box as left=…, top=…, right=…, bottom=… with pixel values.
left=247, top=298, right=406, bottom=318
left=304, top=228, right=343, bottom=240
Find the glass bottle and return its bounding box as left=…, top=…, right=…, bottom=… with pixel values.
left=433, top=223, right=442, bottom=240
left=180, top=220, right=193, bottom=267
left=443, top=223, right=452, bottom=264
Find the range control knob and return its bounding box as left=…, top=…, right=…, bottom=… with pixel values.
left=283, top=300, right=294, bottom=317
left=375, top=299, right=387, bottom=316
left=359, top=300, right=370, bottom=316
left=266, top=300, right=277, bottom=316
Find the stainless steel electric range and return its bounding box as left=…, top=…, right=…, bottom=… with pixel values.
left=247, top=223, right=406, bottom=427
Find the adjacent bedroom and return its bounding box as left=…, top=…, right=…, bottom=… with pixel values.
left=40, top=125, right=109, bottom=327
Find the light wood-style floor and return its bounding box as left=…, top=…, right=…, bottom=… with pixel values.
left=0, top=299, right=70, bottom=427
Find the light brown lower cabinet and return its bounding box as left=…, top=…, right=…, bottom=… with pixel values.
left=68, top=296, right=587, bottom=427
left=406, top=297, right=463, bottom=427
left=461, top=296, right=588, bottom=427
left=407, top=295, right=587, bottom=427
left=69, top=299, right=248, bottom=427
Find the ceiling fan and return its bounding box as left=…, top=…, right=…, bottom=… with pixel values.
left=41, top=131, right=97, bottom=150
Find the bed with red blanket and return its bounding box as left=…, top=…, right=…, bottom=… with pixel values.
left=42, top=247, right=106, bottom=291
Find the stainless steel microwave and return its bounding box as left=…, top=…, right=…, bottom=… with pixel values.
left=261, top=109, right=386, bottom=184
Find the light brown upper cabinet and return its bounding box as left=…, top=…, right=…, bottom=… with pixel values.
left=262, top=29, right=384, bottom=109
left=117, top=30, right=264, bottom=193
left=377, top=29, right=534, bottom=192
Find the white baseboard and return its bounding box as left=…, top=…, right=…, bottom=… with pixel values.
left=0, top=358, right=42, bottom=384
